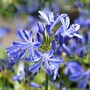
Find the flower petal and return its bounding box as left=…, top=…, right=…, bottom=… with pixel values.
left=59, top=35, right=64, bottom=46
left=62, top=44, right=72, bottom=55
left=30, top=82, right=42, bottom=88
left=34, top=50, right=42, bottom=58
left=52, top=40, right=56, bottom=51
left=13, top=41, right=27, bottom=46
left=44, top=58, right=52, bottom=75
left=13, top=75, right=20, bottom=81
left=29, top=31, right=33, bottom=42
left=46, top=50, right=53, bottom=57
left=17, top=30, right=29, bottom=43
left=65, top=16, right=70, bottom=29
left=53, top=67, right=60, bottom=80
left=49, top=58, right=63, bottom=66
left=69, top=73, right=85, bottom=81
left=37, top=22, right=45, bottom=35
left=37, top=32, right=42, bottom=43
left=6, top=46, right=15, bottom=50
left=29, top=60, right=43, bottom=72
left=73, top=33, right=83, bottom=39
left=49, top=12, right=54, bottom=22
left=23, top=30, right=29, bottom=40
left=33, top=41, right=41, bottom=49
left=38, top=11, right=49, bottom=23
left=79, top=75, right=89, bottom=89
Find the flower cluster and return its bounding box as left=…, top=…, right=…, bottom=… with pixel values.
left=6, top=11, right=82, bottom=86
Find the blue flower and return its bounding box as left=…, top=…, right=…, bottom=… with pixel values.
left=13, top=75, right=21, bottom=81
left=55, top=16, right=82, bottom=46
left=62, top=44, right=72, bottom=55
left=69, top=69, right=90, bottom=89
left=30, top=82, right=42, bottom=88
left=0, top=27, right=10, bottom=38
left=6, top=30, right=41, bottom=62
left=50, top=56, right=64, bottom=80
left=64, top=61, right=84, bottom=75
left=26, top=50, right=63, bottom=75
left=73, top=0, right=84, bottom=9
left=74, top=16, right=84, bottom=27
left=38, top=11, right=67, bottom=35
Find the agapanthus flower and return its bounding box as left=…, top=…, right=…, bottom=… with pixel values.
left=6, top=30, right=41, bottom=62
left=25, top=50, right=63, bottom=75
left=64, top=61, right=84, bottom=75
left=69, top=69, right=90, bottom=89
left=55, top=16, right=82, bottom=46
left=73, top=0, right=84, bottom=9
left=30, top=82, right=42, bottom=88
left=38, top=11, right=67, bottom=35
left=0, top=27, right=10, bottom=38
left=74, top=16, right=90, bottom=28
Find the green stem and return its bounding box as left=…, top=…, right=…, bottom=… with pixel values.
left=45, top=74, right=49, bottom=90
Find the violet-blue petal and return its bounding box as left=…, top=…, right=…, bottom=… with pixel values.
left=44, top=59, right=52, bottom=75
left=7, top=48, right=20, bottom=57
left=17, top=30, right=29, bottom=43
left=49, top=12, right=54, bottom=22
left=29, top=60, right=43, bottom=72
left=38, top=11, right=49, bottom=23
left=65, top=16, right=70, bottom=29
left=62, top=44, right=72, bottom=55
left=47, top=50, right=53, bottom=57
left=13, top=75, right=20, bottom=81
left=23, top=30, right=29, bottom=40
left=30, top=82, right=42, bottom=88
left=17, top=52, right=26, bottom=60
left=69, top=73, right=85, bottom=81
left=49, top=58, right=63, bottom=66
left=79, top=75, right=89, bottom=89
left=33, top=41, right=41, bottom=49
left=25, top=57, right=40, bottom=62
left=60, top=17, right=66, bottom=32
left=13, top=41, right=27, bottom=46
left=59, top=35, right=64, bottom=46
left=64, top=36, right=71, bottom=43
left=37, top=32, right=42, bottom=43
left=37, top=22, right=45, bottom=35
left=53, top=67, right=60, bottom=80
left=54, top=26, right=63, bottom=39
left=52, top=40, right=56, bottom=51
left=28, top=47, right=34, bottom=60
left=29, top=31, right=33, bottom=42
left=6, top=46, right=15, bottom=50
left=46, top=25, right=51, bottom=35
left=34, top=50, right=42, bottom=58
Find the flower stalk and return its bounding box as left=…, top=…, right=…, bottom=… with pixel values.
left=45, top=74, right=49, bottom=90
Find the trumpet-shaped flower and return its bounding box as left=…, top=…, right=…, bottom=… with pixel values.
left=64, top=61, right=84, bottom=75
left=69, top=69, right=90, bottom=89
left=55, top=16, right=82, bottom=46
left=38, top=11, right=67, bottom=35
left=25, top=50, right=63, bottom=75
left=6, top=30, right=41, bottom=62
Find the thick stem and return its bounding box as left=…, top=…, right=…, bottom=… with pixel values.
left=45, top=74, right=49, bottom=90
